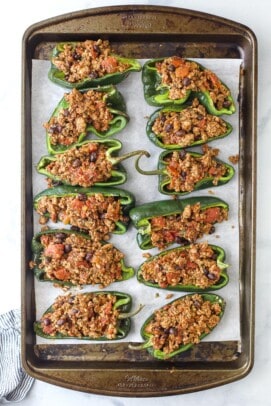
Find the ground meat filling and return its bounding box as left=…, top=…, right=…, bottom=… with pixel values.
left=140, top=242, right=221, bottom=288
left=156, top=56, right=231, bottom=110
left=44, top=88, right=113, bottom=147
left=36, top=193, right=127, bottom=241
left=150, top=203, right=228, bottom=249
left=46, top=143, right=113, bottom=187
left=144, top=293, right=222, bottom=354
left=152, top=98, right=228, bottom=147
left=52, top=39, right=131, bottom=83
left=164, top=146, right=227, bottom=193
left=39, top=292, right=120, bottom=339
left=35, top=232, right=124, bottom=287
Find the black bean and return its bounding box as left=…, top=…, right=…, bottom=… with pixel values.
left=175, top=129, right=186, bottom=137
left=44, top=256, right=52, bottom=264
left=180, top=171, right=187, bottom=180
left=209, top=226, right=216, bottom=234
left=175, top=236, right=189, bottom=245
left=89, top=71, right=99, bottom=79
left=179, top=150, right=186, bottom=160
left=72, top=52, right=81, bottom=60
left=51, top=180, right=62, bottom=187
left=72, top=158, right=81, bottom=168
left=182, top=77, right=191, bottom=86
left=68, top=297, right=75, bottom=304
left=63, top=108, right=69, bottom=116
left=169, top=327, right=177, bottom=335
left=165, top=123, right=173, bottom=132
left=167, top=64, right=176, bottom=72
left=197, top=114, right=204, bottom=121
left=71, top=226, right=81, bottom=232
left=207, top=272, right=216, bottom=280
left=89, top=151, right=98, bottom=162
left=64, top=244, right=72, bottom=254
left=70, top=308, right=79, bottom=315
left=43, top=318, right=51, bottom=326
left=85, top=252, right=93, bottom=262
left=93, top=44, right=101, bottom=55
left=77, top=193, right=87, bottom=201
left=223, top=100, right=232, bottom=108
left=55, top=233, right=66, bottom=241
left=193, top=300, right=201, bottom=308
left=57, top=319, right=65, bottom=326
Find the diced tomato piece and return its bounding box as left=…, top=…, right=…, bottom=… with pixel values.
left=204, top=207, right=221, bottom=223
left=187, top=261, right=197, bottom=269
left=71, top=199, right=85, bottom=211
left=175, top=65, right=190, bottom=79
left=170, top=57, right=185, bottom=68
left=166, top=271, right=180, bottom=284
left=54, top=267, right=71, bottom=281
left=151, top=216, right=167, bottom=228
left=44, top=243, right=64, bottom=259
left=102, top=56, right=118, bottom=73
left=163, top=230, right=176, bottom=243
left=42, top=324, right=54, bottom=334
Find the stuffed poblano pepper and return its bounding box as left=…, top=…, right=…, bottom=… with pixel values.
left=129, top=196, right=229, bottom=250
left=137, top=242, right=229, bottom=291
left=44, top=86, right=128, bottom=154
left=130, top=293, right=225, bottom=359
left=37, top=139, right=149, bottom=188
left=34, top=291, right=142, bottom=340
left=30, top=229, right=134, bottom=288
left=142, top=57, right=235, bottom=115
left=34, top=185, right=135, bottom=241
left=146, top=99, right=233, bottom=150
left=135, top=146, right=235, bottom=196
left=49, top=39, right=141, bottom=89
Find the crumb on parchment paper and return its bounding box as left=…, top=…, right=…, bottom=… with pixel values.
left=229, top=154, right=239, bottom=164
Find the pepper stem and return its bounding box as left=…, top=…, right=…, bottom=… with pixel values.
left=135, top=153, right=164, bottom=176
left=110, top=150, right=150, bottom=165
left=118, top=303, right=145, bottom=319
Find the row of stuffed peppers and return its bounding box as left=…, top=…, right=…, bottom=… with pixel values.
left=49, top=43, right=235, bottom=117
left=35, top=290, right=225, bottom=360
left=32, top=187, right=229, bottom=292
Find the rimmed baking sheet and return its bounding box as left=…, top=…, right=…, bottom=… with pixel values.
left=21, top=5, right=257, bottom=396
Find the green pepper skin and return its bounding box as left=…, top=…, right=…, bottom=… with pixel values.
left=146, top=106, right=233, bottom=150
left=49, top=42, right=141, bottom=89
left=129, top=196, right=229, bottom=250
left=142, top=58, right=236, bottom=115
left=31, top=228, right=134, bottom=287
left=46, top=85, right=128, bottom=154
left=34, top=185, right=135, bottom=235
left=137, top=244, right=229, bottom=292
left=158, top=150, right=235, bottom=196
left=37, top=139, right=127, bottom=187
left=140, top=293, right=225, bottom=359
left=34, top=291, right=132, bottom=340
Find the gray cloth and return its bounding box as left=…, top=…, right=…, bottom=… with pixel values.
left=0, top=309, right=34, bottom=403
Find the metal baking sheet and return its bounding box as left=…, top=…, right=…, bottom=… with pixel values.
left=21, top=5, right=257, bottom=396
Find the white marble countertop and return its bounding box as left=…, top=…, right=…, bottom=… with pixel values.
left=0, top=0, right=269, bottom=404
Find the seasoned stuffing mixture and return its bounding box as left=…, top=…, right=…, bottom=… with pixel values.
left=44, top=88, right=113, bottom=147
left=150, top=203, right=228, bottom=249
left=32, top=232, right=124, bottom=287
left=164, top=146, right=227, bottom=193
left=46, top=143, right=113, bottom=187
left=52, top=39, right=131, bottom=83
left=140, top=242, right=221, bottom=288
left=152, top=98, right=228, bottom=147
left=39, top=292, right=120, bottom=339
left=156, top=56, right=232, bottom=111
left=36, top=193, right=127, bottom=241
left=144, top=293, right=222, bottom=355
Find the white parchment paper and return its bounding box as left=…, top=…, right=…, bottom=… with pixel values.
left=32, top=58, right=241, bottom=344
